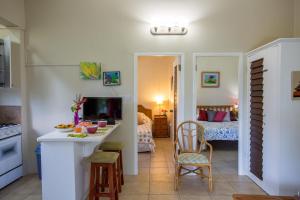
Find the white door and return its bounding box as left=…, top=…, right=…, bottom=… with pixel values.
left=170, top=56, right=184, bottom=142
left=175, top=56, right=184, bottom=124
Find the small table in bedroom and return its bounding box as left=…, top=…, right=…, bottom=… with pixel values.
left=153, top=115, right=169, bottom=138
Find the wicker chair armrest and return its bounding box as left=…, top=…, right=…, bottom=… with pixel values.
left=205, top=141, right=213, bottom=163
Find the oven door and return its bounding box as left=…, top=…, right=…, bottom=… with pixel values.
left=0, top=135, right=22, bottom=176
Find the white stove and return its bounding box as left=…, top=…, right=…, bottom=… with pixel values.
left=0, top=123, right=23, bottom=189
left=0, top=124, right=22, bottom=140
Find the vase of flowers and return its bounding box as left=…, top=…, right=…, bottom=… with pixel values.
left=71, top=94, right=86, bottom=125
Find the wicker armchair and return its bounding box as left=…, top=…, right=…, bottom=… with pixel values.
left=174, top=120, right=213, bottom=191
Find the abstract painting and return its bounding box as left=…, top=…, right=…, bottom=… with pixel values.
left=201, top=71, right=220, bottom=88
left=103, top=71, right=121, bottom=86
left=292, top=71, right=300, bottom=100
left=80, top=62, right=101, bottom=80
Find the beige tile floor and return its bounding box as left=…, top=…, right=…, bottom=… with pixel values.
left=0, top=138, right=265, bottom=200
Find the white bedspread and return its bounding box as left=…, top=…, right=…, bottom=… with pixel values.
left=137, top=112, right=155, bottom=152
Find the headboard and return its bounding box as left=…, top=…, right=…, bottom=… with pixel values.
left=138, top=105, right=152, bottom=120
left=197, top=105, right=234, bottom=112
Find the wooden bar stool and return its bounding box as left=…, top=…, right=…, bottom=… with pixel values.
left=99, top=142, right=124, bottom=186
left=88, top=151, right=119, bottom=200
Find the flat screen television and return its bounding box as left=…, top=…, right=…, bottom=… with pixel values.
left=83, top=97, right=122, bottom=121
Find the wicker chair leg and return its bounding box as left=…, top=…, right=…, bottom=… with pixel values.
left=208, top=166, right=213, bottom=192
left=174, top=164, right=180, bottom=191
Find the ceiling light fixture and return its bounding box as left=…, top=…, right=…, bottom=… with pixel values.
left=150, top=25, right=187, bottom=35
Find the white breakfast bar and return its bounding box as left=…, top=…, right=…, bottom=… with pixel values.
left=37, top=123, right=120, bottom=200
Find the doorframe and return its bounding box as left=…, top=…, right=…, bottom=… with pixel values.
left=133, top=52, right=185, bottom=175
left=192, top=52, right=246, bottom=175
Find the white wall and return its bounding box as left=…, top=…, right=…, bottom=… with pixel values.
left=0, top=88, right=21, bottom=105
left=0, top=0, right=25, bottom=27
left=138, top=56, right=175, bottom=117
left=196, top=56, right=239, bottom=105
left=279, top=41, right=300, bottom=195
left=24, top=0, right=295, bottom=174
left=294, top=0, right=300, bottom=37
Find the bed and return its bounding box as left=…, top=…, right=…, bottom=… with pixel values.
left=197, top=105, right=239, bottom=141
left=137, top=105, right=155, bottom=152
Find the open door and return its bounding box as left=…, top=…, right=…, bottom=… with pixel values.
left=173, top=64, right=177, bottom=142
left=172, top=56, right=183, bottom=142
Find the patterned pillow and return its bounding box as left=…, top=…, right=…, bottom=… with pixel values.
left=207, top=110, right=216, bottom=122
left=137, top=112, right=145, bottom=125
left=142, top=114, right=152, bottom=125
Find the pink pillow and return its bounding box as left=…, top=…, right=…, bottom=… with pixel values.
left=213, top=111, right=227, bottom=122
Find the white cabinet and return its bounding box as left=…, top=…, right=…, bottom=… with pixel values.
left=247, top=38, right=300, bottom=196
left=0, top=36, right=20, bottom=88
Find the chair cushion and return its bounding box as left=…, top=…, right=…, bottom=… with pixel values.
left=89, top=151, right=119, bottom=163
left=100, top=141, right=124, bottom=151
left=178, top=153, right=209, bottom=164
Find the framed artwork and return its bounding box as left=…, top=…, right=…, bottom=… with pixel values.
left=292, top=71, right=300, bottom=100
left=201, top=71, right=220, bottom=88
left=103, top=71, right=121, bottom=86
left=80, top=62, right=101, bottom=80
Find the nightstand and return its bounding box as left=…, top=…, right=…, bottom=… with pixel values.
left=153, top=115, right=169, bottom=138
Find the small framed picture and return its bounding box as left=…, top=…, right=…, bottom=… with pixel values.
left=201, top=71, right=220, bottom=88
left=103, top=71, right=121, bottom=86
left=292, top=71, right=300, bottom=100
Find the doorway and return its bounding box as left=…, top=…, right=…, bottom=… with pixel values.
left=133, top=53, right=184, bottom=174
left=192, top=53, right=245, bottom=175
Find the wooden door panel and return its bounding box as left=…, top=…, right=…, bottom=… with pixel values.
left=174, top=65, right=177, bottom=141
left=250, top=58, right=264, bottom=180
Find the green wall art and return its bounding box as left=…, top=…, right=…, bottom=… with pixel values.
left=80, top=62, right=101, bottom=80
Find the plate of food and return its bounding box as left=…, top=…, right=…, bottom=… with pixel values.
left=54, top=123, right=74, bottom=132
left=68, top=133, right=88, bottom=138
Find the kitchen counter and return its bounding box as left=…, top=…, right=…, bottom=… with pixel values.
left=37, top=124, right=119, bottom=143
left=37, top=123, right=120, bottom=200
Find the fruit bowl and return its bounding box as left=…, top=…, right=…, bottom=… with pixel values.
left=55, top=124, right=74, bottom=132
left=86, top=125, right=98, bottom=134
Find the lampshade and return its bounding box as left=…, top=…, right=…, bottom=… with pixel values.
left=155, top=96, right=164, bottom=105
left=234, top=103, right=239, bottom=109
